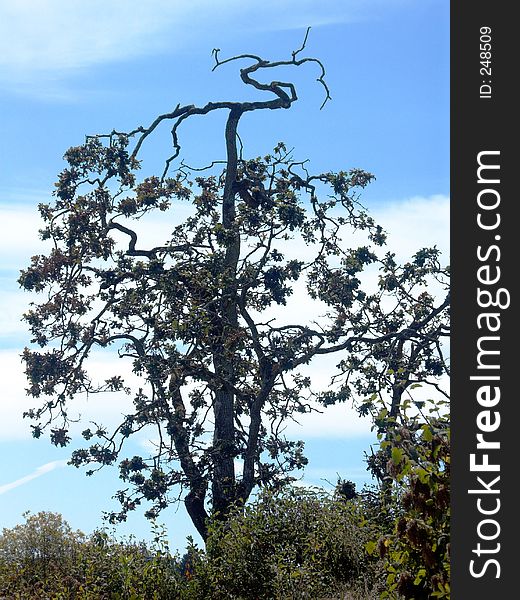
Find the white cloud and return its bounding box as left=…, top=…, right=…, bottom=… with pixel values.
left=0, top=199, right=196, bottom=343
left=0, top=348, right=142, bottom=441
left=0, top=198, right=196, bottom=271
left=0, top=350, right=31, bottom=440
left=0, top=290, right=32, bottom=341
left=0, top=346, right=438, bottom=443
left=374, top=194, right=449, bottom=260
left=0, top=202, right=47, bottom=269
left=247, top=193, right=449, bottom=330
left=0, top=192, right=449, bottom=282
left=0, top=459, right=67, bottom=495
left=285, top=400, right=372, bottom=438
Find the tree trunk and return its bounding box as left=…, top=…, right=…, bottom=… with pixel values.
left=167, top=380, right=210, bottom=540
left=212, top=108, right=242, bottom=517
left=185, top=482, right=209, bottom=541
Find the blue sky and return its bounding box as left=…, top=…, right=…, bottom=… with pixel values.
left=0, top=0, right=449, bottom=551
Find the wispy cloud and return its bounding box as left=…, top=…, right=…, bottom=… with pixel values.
left=0, top=0, right=407, bottom=97
left=0, top=1, right=179, bottom=71
left=0, top=460, right=67, bottom=495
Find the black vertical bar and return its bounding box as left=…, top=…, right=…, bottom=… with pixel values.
left=451, top=3, right=515, bottom=597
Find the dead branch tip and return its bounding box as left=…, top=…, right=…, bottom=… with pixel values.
left=292, top=26, right=312, bottom=61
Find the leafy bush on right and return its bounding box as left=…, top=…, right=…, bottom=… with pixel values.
left=367, top=399, right=450, bottom=599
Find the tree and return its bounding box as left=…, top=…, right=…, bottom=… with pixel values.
left=19, top=30, right=441, bottom=542
left=0, top=511, right=84, bottom=594
left=316, top=247, right=450, bottom=489
left=316, top=248, right=450, bottom=598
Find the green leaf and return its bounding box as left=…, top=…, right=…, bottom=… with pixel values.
left=391, top=447, right=404, bottom=464
left=422, top=426, right=434, bottom=442
left=365, top=540, right=377, bottom=555
left=413, top=568, right=426, bottom=585
left=416, top=467, right=429, bottom=484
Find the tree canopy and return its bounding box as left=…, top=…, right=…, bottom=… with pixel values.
left=19, top=30, right=449, bottom=542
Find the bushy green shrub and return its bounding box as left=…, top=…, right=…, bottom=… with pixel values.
left=0, top=512, right=184, bottom=599
left=0, top=511, right=84, bottom=597
left=187, top=487, right=384, bottom=600
left=0, top=495, right=385, bottom=599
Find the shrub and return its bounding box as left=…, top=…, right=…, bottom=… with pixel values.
left=190, top=487, right=384, bottom=599
left=0, top=494, right=386, bottom=599
left=367, top=401, right=450, bottom=599
left=0, top=512, right=184, bottom=599
left=0, top=511, right=85, bottom=597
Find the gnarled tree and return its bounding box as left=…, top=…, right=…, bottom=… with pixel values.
left=19, top=31, right=444, bottom=542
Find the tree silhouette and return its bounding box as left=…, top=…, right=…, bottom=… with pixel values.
left=19, top=30, right=446, bottom=541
